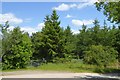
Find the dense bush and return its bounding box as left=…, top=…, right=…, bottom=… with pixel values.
left=83, top=45, right=118, bottom=67
left=2, top=27, right=32, bottom=69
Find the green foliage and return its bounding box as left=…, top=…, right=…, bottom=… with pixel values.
left=2, top=27, right=32, bottom=69
left=95, top=2, right=120, bottom=24
left=31, top=32, right=43, bottom=60
left=83, top=45, right=118, bottom=67
left=0, top=37, right=2, bottom=57
left=36, top=61, right=97, bottom=73
left=76, top=19, right=118, bottom=59
left=64, top=26, right=77, bottom=58
left=39, top=10, right=65, bottom=62
left=24, top=61, right=119, bottom=73
left=0, top=21, right=10, bottom=58
left=95, top=1, right=120, bottom=64
left=114, top=29, right=120, bottom=62
left=1, top=10, right=119, bottom=72
left=76, top=20, right=101, bottom=58
left=52, top=57, right=71, bottom=63
left=76, top=24, right=92, bottom=58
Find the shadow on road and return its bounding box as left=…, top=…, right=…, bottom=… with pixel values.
left=75, top=73, right=120, bottom=80
left=1, top=78, right=120, bottom=80
left=81, top=78, right=119, bottom=80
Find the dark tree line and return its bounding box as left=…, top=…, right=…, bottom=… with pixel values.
left=0, top=2, right=120, bottom=70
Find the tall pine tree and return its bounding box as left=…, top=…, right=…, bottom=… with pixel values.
left=40, top=10, right=65, bottom=62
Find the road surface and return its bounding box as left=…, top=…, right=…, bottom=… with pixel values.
left=0, top=70, right=120, bottom=80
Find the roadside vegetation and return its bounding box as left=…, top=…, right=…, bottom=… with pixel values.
left=33, top=60, right=119, bottom=73
left=0, top=2, right=120, bottom=73
left=2, top=60, right=119, bottom=73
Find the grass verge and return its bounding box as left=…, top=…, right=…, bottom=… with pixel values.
left=2, top=61, right=120, bottom=73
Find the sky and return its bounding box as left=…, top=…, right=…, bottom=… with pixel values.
left=0, top=1, right=113, bottom=35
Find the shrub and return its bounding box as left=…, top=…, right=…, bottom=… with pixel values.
left=83, top=45, right=118, bottom=67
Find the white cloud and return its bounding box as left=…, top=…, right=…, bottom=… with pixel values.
left=71, top=29, right=79, bottom=34
left=7, top=26, right=36, bottom=35
left=77, top=0, right=98, bottom=9
left=66, top=14, right=72, bottom=18
left=52, top=0, right=98, bottom=11
left=37, top=22, right=45, bottom=30
left=72, top=19, right=94, bottom=26
left=21, top=27, right=38, bottom=36
left=52, top=3, right=77, bottom=11
left=52, top=3, right=69, bottom=11
left=89, top=0, right=99, bottom=3
left=69, top=4, right=77, bottom=8
left=19, top=22, right=44, bottom=35
left=7, top=22, right=45, bottom=36
left=77, top=3, right=91, bottom=9
left=77, top=2, right=94, bottom=9
left=0, top=13, right=23, bottom=24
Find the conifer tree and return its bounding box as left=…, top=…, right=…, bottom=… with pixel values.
left=40, top=10, right=65, bottom=61
left=64, top=26, right=76, bottom=57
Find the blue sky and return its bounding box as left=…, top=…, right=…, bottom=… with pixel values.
left=1, top=2, right=113, bottom=35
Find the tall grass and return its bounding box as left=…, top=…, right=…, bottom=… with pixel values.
left=2, top=59, right=119, bottom=73
left=38, top=62, right=97, bottom=73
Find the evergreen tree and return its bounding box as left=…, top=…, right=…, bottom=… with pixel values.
left=92, top=19, right=101, bottom=45
left=76, top=24, right=92, bottom=58
left=31, top=32, right=43, bottom=60
left=40, top=10, right=65, bottom=62
left=64, top=26, right=76, bottom=58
